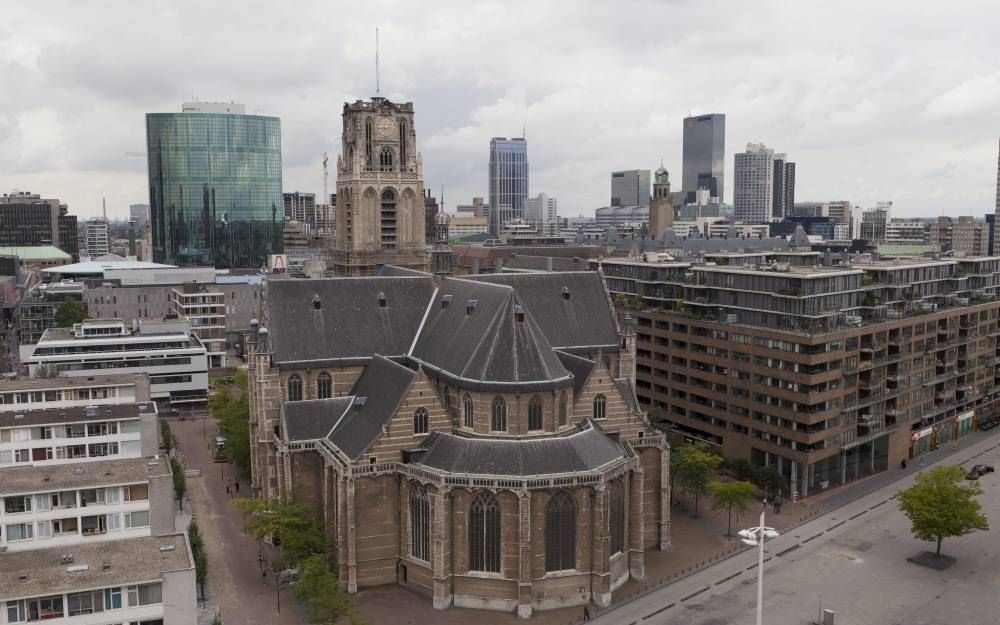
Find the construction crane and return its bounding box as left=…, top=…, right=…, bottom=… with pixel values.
left=322, top=152, right=329, bottom=204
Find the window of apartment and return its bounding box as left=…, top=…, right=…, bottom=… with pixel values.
left=124, top=484, right=149, bottom=501
left=67, top=590, right=106, bottom=615
left=4, top=496, right=32, bottom=514
left=5, top=522, right=34, bottom=541
left=124, top=510, right=150, bottom=529
left=126, top=583, right=162, bottom=607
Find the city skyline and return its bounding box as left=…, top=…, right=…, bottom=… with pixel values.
left=1, top=2, right=999, bottom=220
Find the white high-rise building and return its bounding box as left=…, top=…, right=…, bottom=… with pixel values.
left=733, top=143, right=774, bottom=224
left=84, top=216, right=111, bottom=258
left=526, top=193, right=558, bottom=236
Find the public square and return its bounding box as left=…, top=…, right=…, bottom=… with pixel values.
left=592, top=433, right=1000, bottom=625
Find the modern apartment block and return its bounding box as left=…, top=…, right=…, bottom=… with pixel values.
left=84, top=217, right=111, bottom=258
left=0, top=375, right=196, bottom=624
left=525, top=192, right=559, bottom=236
left=860, top=203, right=890, bottom=244
left=25, top=319, right=209, bottom=408
left=16, top=281, right=86, bottom=357
left=598, top=249, right=1000, bottom=497
left=169, top=284, right=226, bottom=368
left=733, top=143, right=775, bottom=224
left=771, top=155, right=795, bottom=220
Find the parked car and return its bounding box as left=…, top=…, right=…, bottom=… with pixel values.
left=966, top=464, right=995, bottom=480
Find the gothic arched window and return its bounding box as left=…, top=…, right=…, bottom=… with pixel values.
left=469, top=492, right=501, bottom=572
left=609, top=480, right=625, bottom=555
left=491, top=397, right=507, bottom=432
left=410, top=483, right=429, bottom=561
left=463, top=394, right=474, bottom=429
left=380, top=188, right=397, bottom=249
left=379, top=147, right=393, bottom=170
left=593, top=394, right=607, bottom=420
left=316, top=372, right=332, bottom=399
left=528, top=396, right=543, bottom=431
left=364, top=118, right=373, bottom=167
left=559, top=391, right=568, bottom=427
left=443, top=385, right=451, bottom=411
left=413, top=407, right=428, bottom=435
left=399, top=119, right=408, bottom=168
left=545, top=491, right=577, bottom=572
left=287, top=375, right=303, bottom=402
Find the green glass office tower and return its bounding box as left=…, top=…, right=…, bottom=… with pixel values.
left=146, top=104, right=283, bottom=269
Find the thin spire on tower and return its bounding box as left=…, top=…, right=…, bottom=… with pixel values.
left=375, top=27, right=380, bottom=96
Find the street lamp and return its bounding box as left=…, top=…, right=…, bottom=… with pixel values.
left=738, top=502, right=780, bottom=625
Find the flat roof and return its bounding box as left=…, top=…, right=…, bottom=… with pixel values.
left=0, top=456, right=170, bottom=496
left=0, top=374, right=146, bottom=393
left=693, top=265, right=864, bottom=278
left=0, top=533, right=191, bottom=599
left=0, top=401, right=156, bottom=429
left=0, top=246, right=72, bottom=261
left=42, top=259, right=176, bottom=275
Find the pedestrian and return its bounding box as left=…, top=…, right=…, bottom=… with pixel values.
left=583, top=606, right=591, bottom=621
left=226, top=485, right=230, bottom=495
left=235, top=481, right=240, bottom=493
left=901, top=459, right=907, bottom=469
left=262, top=569, right=268, bottom=585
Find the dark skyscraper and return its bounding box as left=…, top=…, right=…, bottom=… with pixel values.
left=0, top=191, right=79, bottom=261
left=772, top=155, right=796, bottom=219
left=488, top=137, right=529, bottom=235
left=682, top=114, right=726, bottom=204
left=146, top=102, right=283, bottom=269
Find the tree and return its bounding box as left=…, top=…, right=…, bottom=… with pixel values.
left=34, top=363, right=62, bottom=378
left=898, top=465, right=988, bottom=557
left=54, top=297, right=87, bottom=328
left=161, top=420, right=173, bottom=455
left=210, top=372, right=251, bottom=478
left=233, top=498, right=327, bottom=568
left=189, top=520, right=208, bottom=599
left=170, top=455, right=186, bottom=510
left=709, top=480, right=758, bottom=537
left=294, top=554, right=358, bottom=625
left=674, top=443, right=723, bottom=517
left=753, top=464, right=784, bottom=499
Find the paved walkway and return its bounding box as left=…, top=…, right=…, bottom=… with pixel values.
left=588, top=427, right=1000, bottom=625
left=172, top=417, right=305, bottom=625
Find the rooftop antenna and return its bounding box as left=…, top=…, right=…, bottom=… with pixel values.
left=322, top=152, right=329, bottom=205
left=375, top=27, right=380, bottom=96
left=522, top=121, right=526, bottom=139
left=102, top=197, right=107, bottom=220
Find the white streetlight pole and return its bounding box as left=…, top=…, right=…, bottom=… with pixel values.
left=738, top=501, right=779, bottom=625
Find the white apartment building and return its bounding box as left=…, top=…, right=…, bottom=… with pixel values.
left=0, top=533, right=195, bottom=625
left=447, top=216, right=489, bottom=238
left=25, top=320, right=209, bottom=408
left=885, top=220, right=931, bottom=245
left=733, top=143, right=774, bottom=224
left=169, top=285, right=226, bottom=368
left=526, top=193, right=559, bottom=236
left=0, top=375, right=151, bottom=415
left=84, top=217, right=111, bottom=259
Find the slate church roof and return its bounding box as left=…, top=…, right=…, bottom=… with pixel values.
left=410, top=422, right=625, bottom=476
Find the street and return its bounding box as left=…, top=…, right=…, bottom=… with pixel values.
left=171, top=416, right=304, bottom=625
left=590, top=432, right=1000, bottom=625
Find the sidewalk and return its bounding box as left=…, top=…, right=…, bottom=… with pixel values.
left=171, top=417, right=305, bottom=625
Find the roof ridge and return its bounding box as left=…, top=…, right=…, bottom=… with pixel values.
left=459, top=290, right=509, bottom=380
left=326, top=395, right=357, bottom=439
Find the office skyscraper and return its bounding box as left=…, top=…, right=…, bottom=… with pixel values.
left=0, top=191, right=79, bottom=260
left=734, top=143, right=775, bottom=224
left=772, top=155, right=796, bottom=219
left=993, top=138, right=1000, bottom=255
left=146, top=102, right=283, bottom=269
left=611, top=170, right=650, bottom=207
left=682, top=114, right=725, bottom=204
left=488, top=137, right=529, bottom=235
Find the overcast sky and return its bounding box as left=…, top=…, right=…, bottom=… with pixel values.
left=1, top=1, right=999, bottom=220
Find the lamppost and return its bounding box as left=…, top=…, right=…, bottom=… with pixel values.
left=738, top=502, right=780, bottom=625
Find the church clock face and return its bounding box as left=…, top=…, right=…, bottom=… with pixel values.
left=377, top=117, right=396, bottom=138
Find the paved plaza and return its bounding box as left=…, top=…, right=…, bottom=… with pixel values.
left=591, top=432, right=1000, bottom=625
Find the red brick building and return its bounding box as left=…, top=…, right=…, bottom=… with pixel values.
left=248, top=270, right=669, bottom=616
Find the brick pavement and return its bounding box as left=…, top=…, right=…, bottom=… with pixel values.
left=172, top=417, right=305, bottom=625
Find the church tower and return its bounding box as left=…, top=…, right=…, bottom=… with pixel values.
left=333, top=97, right=428, bottom=275
left=649, top=164, right=673, bottom=239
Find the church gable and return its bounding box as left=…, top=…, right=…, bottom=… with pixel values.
left=365, top=367, right=450, bottom=463
left=572, top=358, right=648, bottom=439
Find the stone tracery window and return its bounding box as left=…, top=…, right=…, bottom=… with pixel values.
left=463, top=393, right=474, bottom=429
left=410, top=483, right=430, bottom=562
left=469, top=492, right=501, bottom=573
left=609, top=480, right=625, bottom=555
left=544, top=491, right=576, bottom=572
left=287, top=374, right=303, bottom=402
left=528, top=396, right=543, bottom=431
left=413, top=407, right=428, bottom=435
left=379, top=147, right=394, bottom=170
left=316, top=372, right=332, bottom=399
left=593, top=393, right=607, bottom=420
left=558, top=391, right=568, bottom=427
left=490, top=397, right=507, bottom=432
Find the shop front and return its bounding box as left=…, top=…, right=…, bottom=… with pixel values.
left=910, top=426, right=933, bottom=457
left=957, top=410, right=975, bottom=438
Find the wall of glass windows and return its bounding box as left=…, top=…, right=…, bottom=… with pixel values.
left=146, top=112, right=283, bottom=269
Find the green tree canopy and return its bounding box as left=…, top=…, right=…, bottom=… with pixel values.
left=898, top=465, right=988, bottom=557
left=210, top=373, right=251, bottom=478
left=233, top=498, right=327, bottom=568
left=753, top=464, right=784, bottom=499
left=54, top=297, right=87, bottom=328
left=674, top=443, right=723, bottom=517
left=294, top=554, right=358, bottom=625
left=709, top=480, right=759, bottom=537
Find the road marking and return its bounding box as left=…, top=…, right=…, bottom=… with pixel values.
left=714, top=571, right=742, bottom=585
left=642, top=603, right=674, bottom=620
left=869, top=500, right=888, bottom=510
left=775, top=544, right=801, bottom=557
left=828, top=520, right=846, bottom=530
left=802, top=532, right=824, bottom=543
left=848, top=509, right=868, bottom=520
left=681, top=586, right=711, bottom=602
